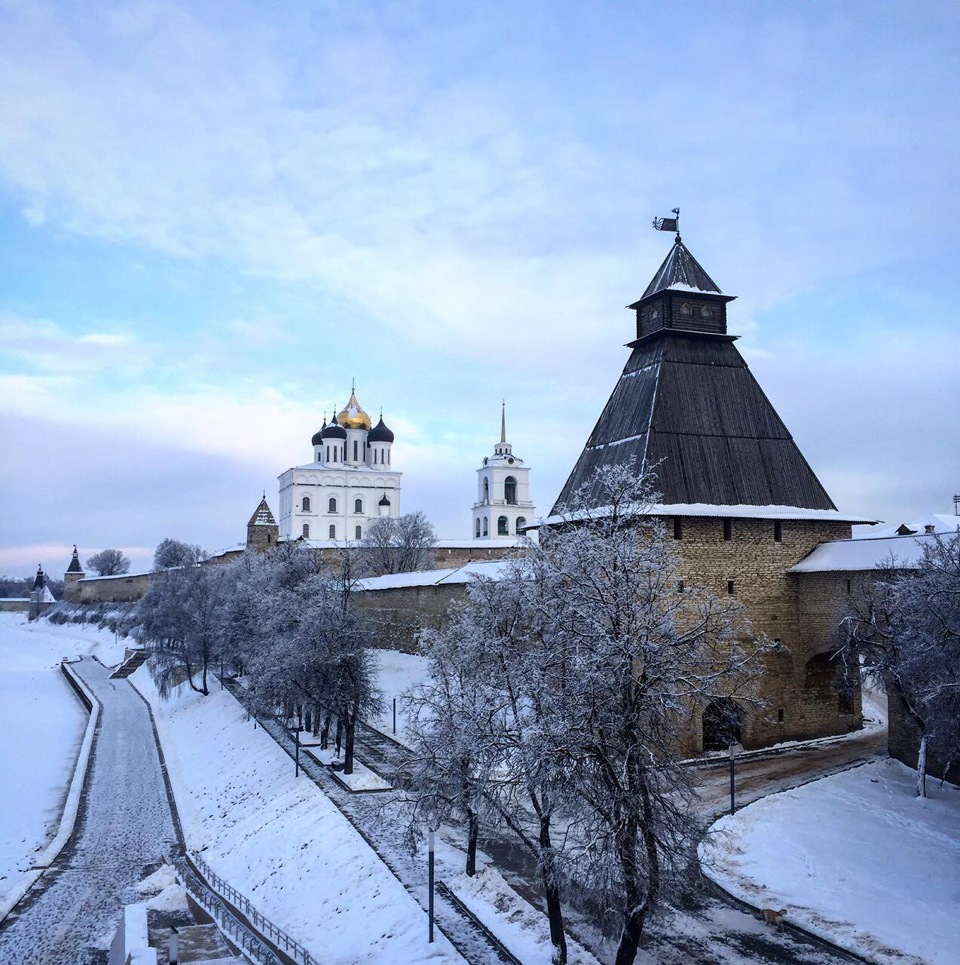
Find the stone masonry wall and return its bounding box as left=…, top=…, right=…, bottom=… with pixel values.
left=671, top=517, right=856, bottom=752
left=79, top=572, right=154, bottom=603
left=352, top=584, right=467, bottom=653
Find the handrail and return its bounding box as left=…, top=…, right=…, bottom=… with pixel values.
left=187, top=851, right=320, bottom=965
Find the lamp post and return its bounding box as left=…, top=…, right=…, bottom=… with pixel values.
left=428, top=829, right=435, bottom=943
left=729, top=743, right=737, bottom=815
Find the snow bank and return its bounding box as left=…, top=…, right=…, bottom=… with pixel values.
left=699, top=759, right=960, bottom=965
left=0, top=615, right=90, bottom=918
left=134, top=674, right=463, bottom=964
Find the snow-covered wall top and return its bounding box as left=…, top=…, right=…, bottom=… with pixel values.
left=536, top=503, right=878, bottom=528
left=789, top=533, right=940, bottom=573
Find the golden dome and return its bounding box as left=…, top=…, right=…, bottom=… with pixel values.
left=337, top=387, right=372, bottom=430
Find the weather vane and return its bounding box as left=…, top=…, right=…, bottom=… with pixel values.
left=652, top=207, right=681, bottom=236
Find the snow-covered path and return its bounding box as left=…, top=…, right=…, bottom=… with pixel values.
left=0, top=657, right=178, bottom=965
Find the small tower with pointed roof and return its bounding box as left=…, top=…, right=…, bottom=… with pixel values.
left=246, top=495, right=279, bottom=553
left=63, top=544, right=85, bottom=602
left=473, top=404, right=535, bottom=540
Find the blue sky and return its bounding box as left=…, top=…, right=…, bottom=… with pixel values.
left=2, top=0, right=958, bottom=575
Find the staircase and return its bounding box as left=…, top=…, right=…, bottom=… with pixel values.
left=110, top=648, right=149, bottom=678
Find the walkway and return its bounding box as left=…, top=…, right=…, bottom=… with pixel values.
left=0, top=657, right=179, bottom=965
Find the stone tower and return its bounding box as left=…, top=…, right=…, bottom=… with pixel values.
left=552, top=231, right=873, bottom=751
left=472, top=405, right=535, bottom=540
left=63, top=545, right=84, bottom=603
left=247, top=496, right=279, bottom=553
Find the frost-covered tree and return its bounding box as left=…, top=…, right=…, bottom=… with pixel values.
left=153, top=538, right=206, bottom=570
left=86, top=548, right=131, bottom=576
left=360, top=511, right=437, bottom=575
left=408, top=466, right=765, bottom=965
left=839, top=534, right=960, bottom=795
left=135, top=561, right=226, bottom=696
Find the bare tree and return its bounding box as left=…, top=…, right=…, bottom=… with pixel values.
left=839, top=534, right=960, bottom=795
left=153, top=538, right=206, bottom=570
left=86, top=548, right=131, bottom=576
left=360, top=511, right=437, bottom=575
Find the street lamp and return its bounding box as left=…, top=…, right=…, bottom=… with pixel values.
left=729, top=743, right=737, bottom=815
left=428, top=828, right=435, bottom=943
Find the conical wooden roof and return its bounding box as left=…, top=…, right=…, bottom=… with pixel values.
left=552, top=243, right=837, bottom=515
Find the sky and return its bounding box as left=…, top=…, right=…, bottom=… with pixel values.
left=1, top=0, right=958, bottom=577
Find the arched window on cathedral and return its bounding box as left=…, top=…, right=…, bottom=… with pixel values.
left=302, top=523, right=310, bottom=538
left=497, top=516, right=509, bottom=535
left=355, top=525, right=362, bottom=540
left=329, top=524, right=336, bottom=539
left=353, top=440, right=359, bottom=462
left=302, top=496, right=311, bottom=512
left=504, top=476, right=517, bottom=505
left=516, top=516, right=527, bottom=533
left=483, top=478, right=490, bottom=504
left=482, top=518, right=488, bottom=536
left=328, top=497, right=337, bottom=513
left=475, top=518, right=481, bottom=537
left=354, top=498, right=363, bottom=514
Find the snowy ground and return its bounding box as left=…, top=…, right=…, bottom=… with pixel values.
left=699, top=758, right=960, bottom=965
left=367, top=646, right=431, bottom=746
left=0, top=614, right=91, bottom=910
left=133, top=670, right=465, bottom=965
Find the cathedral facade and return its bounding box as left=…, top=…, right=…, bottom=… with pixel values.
left=277, top=387, right=401, bottom=542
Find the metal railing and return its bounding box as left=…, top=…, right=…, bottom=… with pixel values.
left=185, top=851, right=320, bottom=965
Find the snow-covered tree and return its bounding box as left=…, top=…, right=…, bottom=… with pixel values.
left=153, top=538, right=206, bottom=570
left=407, top=466, right=765, bottom=965
left=135, top=561, right=226, bottom=696
left=86, top=548, right=131, bottom=576
left=360, top=511, right=437, bottom=575
left=839, top=534, right=960, bottom=795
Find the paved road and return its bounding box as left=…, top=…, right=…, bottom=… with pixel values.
left=0, top=657, right=179, bottom=965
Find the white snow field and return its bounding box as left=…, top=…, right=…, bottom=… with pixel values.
left=0, top=614, right=91, bottom=911
left=134, top=670, right=465, bottom=965
left=700, top=758, right=960, bottom=965
left=134, top=662, right=600, bottom=965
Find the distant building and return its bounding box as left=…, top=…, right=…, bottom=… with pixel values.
left=472, top=405, right=535, bottom=541
left=277, top=386, right=401, bottom=543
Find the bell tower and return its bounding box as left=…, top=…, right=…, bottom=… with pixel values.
left=472, top=404, right=535, bottom=540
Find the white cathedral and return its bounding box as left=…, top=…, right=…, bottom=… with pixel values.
left=276, top=389, right=534, bottom=545
left=278, top=387, right=401, bottom=542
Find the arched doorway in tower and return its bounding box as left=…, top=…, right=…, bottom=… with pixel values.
left=803, top=650, right=856, bottom=717
left=702, top=698, right=744, bottom=751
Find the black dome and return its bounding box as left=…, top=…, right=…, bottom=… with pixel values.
left=321, top=420, right=346, bottom=440
left=368, top=416, right=394, bottom=444
left=311, top=422, right=327, bottom=446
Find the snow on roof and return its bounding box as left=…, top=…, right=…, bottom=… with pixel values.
left=854, top=514, right=960, bottom=540
left=534, top=503, right=877, bottom=528
left=356, top=559, right=516, bottom=592
left=789, top=533, right=942, bottom=574
left=78, top=570, right=152, bottom=582
left=434, top=538, right=527, bottom=549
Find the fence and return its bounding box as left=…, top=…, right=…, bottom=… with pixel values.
left=182, top=852, right=320, bottom=965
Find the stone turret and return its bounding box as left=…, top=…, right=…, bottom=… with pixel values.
left=63, top=545, right=85, bottom=603
left=247, top=495, right=279, bottom=553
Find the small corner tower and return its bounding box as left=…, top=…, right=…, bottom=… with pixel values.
left=29, top=565, right=54, bottom=620
left=63, top=545, right=85, bottom=602
left=472, top=404, right=535, bottom=540
left=247, top=494, right=279, bottom=552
